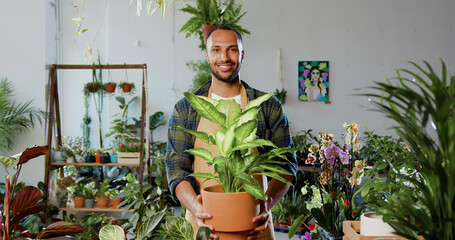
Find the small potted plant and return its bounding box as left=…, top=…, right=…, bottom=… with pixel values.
left=175, top=92, right=294, bottom=238
left=109, top=188, right=122, bottom=209
left=96, top=178, right=111, bottom=208
left=56, top=189, right=69, bottom=208
left=118, top=82, right=135, bottom=93
left=51, top=146, right=67, bottom=163
left=83, top=181, right=96, bottom=208
left=116, top=138, right=142, bottom=165
left=69, top=180, right=86, bottom=208
left=104, top=82, right=117, bottom=93
left=83, top=82, right=103, bottom=96
left=85, top=148, right=96, bottom=163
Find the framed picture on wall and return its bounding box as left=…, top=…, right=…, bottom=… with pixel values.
left=298, top=61, right=329, bottom=102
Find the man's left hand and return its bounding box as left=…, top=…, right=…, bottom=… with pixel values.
left=247, top=201, right=270, bottom=240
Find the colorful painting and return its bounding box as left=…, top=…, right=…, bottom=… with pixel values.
left=298, top=61, right=329, bottom=102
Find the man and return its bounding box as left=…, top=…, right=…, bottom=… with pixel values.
left=166, top=26, right=297, bottom=240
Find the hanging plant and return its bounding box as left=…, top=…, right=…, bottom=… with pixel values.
left=104, top=82, right=117, bottom=93
left=119, top=82, right=135, bottom=93
left=274, top=88, right=287, bottom=104
left=83, top=82, right=103, bottom=96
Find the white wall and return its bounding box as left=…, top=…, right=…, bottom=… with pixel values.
left=1, top=0, right=454, bottom=185
left=0, top=0, right=53, bottom=185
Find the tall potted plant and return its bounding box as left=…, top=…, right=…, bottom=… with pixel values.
left=179, top=0, right=250, bottom=51
left=362, top=59, right=455, bottom=240
left=175, top=92, right=294, bottom=238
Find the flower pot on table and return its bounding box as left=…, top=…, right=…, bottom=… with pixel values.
left=201, top=185, right=260, bottom=240
left=73, top=197, right=85, bottom=208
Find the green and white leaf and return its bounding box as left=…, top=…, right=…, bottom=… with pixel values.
left=175, top=126, right=212, bottom=145
left=216, top=99, right=241, bottom=127
left=99, top=225, right=125, bottom=240
left=186, top=148, right=213, bottom=162
left=243, top=92, right=273, bottom=112
left=137, top=211, right=165, bottom=240
left=243, top=183, right=266, bottom=201
left=184, top=92, right=226, bottom=126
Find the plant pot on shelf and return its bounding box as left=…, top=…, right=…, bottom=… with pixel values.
left=201, top=185, right=260, bottom=240
left=110, top=154, right=118, bottom=163
left=57, top=197, right=67, bottom=208
left=85, top=198, right=95, bottom=208
left=120, top=83, right=134, bottom=93
left=85, top=155, right=95, bottom=163
left=95, top=153, right=102, bottom=163
left=100, top=154, right=110, bottom=164
left=111, top=198, right=122, bottom=209
left=97, top=196, right=110, bottom=208
left=52, top=150, right=66, bottom=163
left=73, top=197, right=85, bottom=208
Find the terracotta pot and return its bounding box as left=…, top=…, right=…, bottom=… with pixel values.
left=104, top=83, right=116, bottom=93
left=121, top=84, right=133, bottom=93
left=95, top=153, right=102, bottom=163
left=97, top=196, right=110, bottom=208
left=73, top=196, right=85, bottom=208
left=87, top=83, right=99, bottom=93
left=111, top=198, right=123, bottom=209
left=201, top=24, right=220, bottom=45
left=201, top=185, right=260, bottom=238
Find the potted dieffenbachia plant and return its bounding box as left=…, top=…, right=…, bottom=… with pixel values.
left=176, top=92, right=294, bottom=200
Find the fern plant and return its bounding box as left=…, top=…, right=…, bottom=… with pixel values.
left=179, top=0, right=250, bottom=50
left=362, top=59, right=455, bottom=240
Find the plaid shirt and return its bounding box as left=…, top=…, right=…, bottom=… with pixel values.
left=165, top=80, right=297, bottom=196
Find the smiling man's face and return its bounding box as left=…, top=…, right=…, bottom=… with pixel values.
left=205, top=29, right=244, bottom=83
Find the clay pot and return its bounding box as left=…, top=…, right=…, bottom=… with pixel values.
left=95, top=153, right=102, bottom=163
left=97, top=196, right=110, bottom=208
left=111, top=198, right=123, bottom=209
left=121, top=83, right=133, bottom=93
left=104, top=83, right=116, bottom=93
left=73, top=196, right=85, bottom=208
left=201, top=24, right=220, bottom=45
left=201, top=185, right=260, bottom=239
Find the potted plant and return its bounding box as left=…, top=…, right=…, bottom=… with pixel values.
left=83, top=181, right=96, bottom=208
left=69, top=180, right=86, bottom=208
left=360, top=59, right=455, bottom=240
left=96, top=177, right=111, bottom=208
left=51, top=146, right=67, bottom=163
left=175, top=92, right=294, bottom=238
left=56, top=189, right=69, bottom=208
left=83, top=81, right=103, bottom=96
left=104, top=81, right=117, bottom=93
left=179, top=0, right=250, bottom=50
left=85, top=148, right=96, bottom=163
left=109, top=188, right=123, bottom=209
left=116, top=138, right=142, bottom=165
left=274, top=88, right=287, bottom=104
left=119, top=82, right=135, bottom=93
left=0, top=146, right=86, bottom=239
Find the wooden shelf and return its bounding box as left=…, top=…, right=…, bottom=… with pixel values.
left=51, top=162, right=140, bottom=167
left=59, top=207, right=132, bottom=213
left=298, top=165, right=321, bottom=172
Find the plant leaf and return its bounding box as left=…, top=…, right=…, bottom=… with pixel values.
left=243, top=92, right=273, bottom=112
left=216, top=99, right=241, bottom=126
left=196, top=226, right=211, bottom=240
left=186, top=148, right=213, bottom=162
left=36, top=221, right=86, bottom=239
left=184, top=92, right=226, bottom=127
left=99, top=225, right=125, bottom=240
left=11, top=186, right=42, bottom=216
left=137, top=211, right=165, bottom=240
left=243, top=183, right=265, bottom=201
left=18, top=145, right=49, bottom=165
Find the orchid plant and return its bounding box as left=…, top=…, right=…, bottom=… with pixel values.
left=289, top=123, right=366, bottom=238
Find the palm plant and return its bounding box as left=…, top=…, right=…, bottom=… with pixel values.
left=362, top=59, right=454, bottom=240
left=0, top=78, right=47, bottom=151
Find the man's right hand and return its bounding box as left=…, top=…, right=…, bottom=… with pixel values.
left=195, top=195, right=218, bottom=239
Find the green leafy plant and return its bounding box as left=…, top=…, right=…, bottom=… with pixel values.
left=274, top=88, right=287, bottom=104
left=186, top=59, right=211, bottom=93
left=119, top=82, right=136, bottom=93
left=292, top=129, right=318, bottom=164
left=153, top=216, right=210, bottom=240
left=179, top=0, right=250, bottom=50
left=0, top=78, right=47, bottom=151
left=117, top=138, right=142, bottom=152
left=83, top=81, right=103, bottom=96
left=96, top=177, right=111, bottom=198
left=0, top=146, right=85, bottom=239
left=68, top=180, right=86, bottom=198
left=64, top=213, right=106, bottom=240
left=361, top=59, right=455, bottom=240
left=83, top=181, right=96, bottom=199
left=105, top=96, right=138, bottom=146
left=176, top=92, right=294, bottom=201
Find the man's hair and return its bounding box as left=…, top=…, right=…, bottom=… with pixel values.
left=205, top=25, right=243, bottom=46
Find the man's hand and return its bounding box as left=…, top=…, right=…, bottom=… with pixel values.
left=194, top=195, right=219, bottom=239
left=247, top=198, right=270, bottom=240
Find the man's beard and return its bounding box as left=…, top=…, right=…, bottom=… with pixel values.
left=210, top=61, right=241, bottom=83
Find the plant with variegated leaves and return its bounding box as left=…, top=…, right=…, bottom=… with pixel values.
left=176, top=92, right=294, bottom=201
left=0, top=145, right=86, bottom=239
